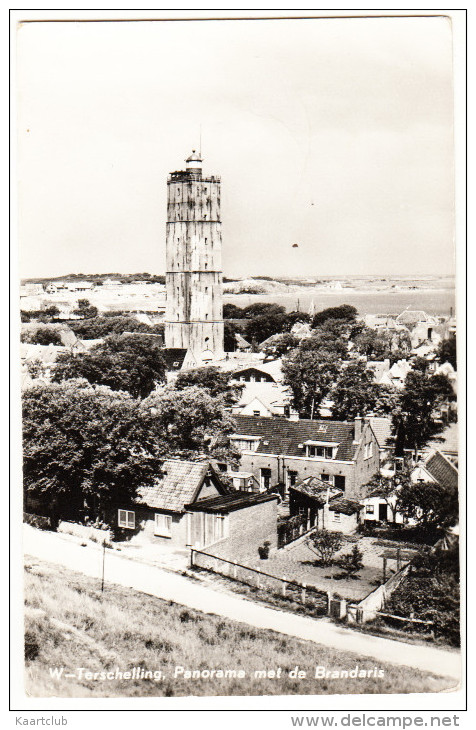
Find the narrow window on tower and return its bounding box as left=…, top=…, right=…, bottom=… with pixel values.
left=205, top=238, right=208, bottom=244
left=205, top=263, right=208, bottom=269
left=204, top=214, right=207, bottom=220
left=205, top=287, right=208, bottom=293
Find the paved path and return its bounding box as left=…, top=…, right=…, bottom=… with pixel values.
left=23, top=525, right=461, bottom=682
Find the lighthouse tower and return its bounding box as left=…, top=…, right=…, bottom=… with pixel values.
left=164, top=151, right=224, bottom=360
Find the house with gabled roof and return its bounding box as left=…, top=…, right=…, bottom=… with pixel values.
left=227, top=414, right=379, bottom=500
left=411, top=450, right=458, bottom=491
left=117, top=459, right=278, bottom=559
left=289, top=475, right=361, bottom=533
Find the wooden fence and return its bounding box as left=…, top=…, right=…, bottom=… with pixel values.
left=191, top=548, right=328, bottom=614
left=278, top=514, right=316, bottom=548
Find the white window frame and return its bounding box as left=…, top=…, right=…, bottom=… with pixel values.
left=332, top=511, right=341, bottom=522
left=118, top=509, right=135, bottom=529
left=154, top=513, right=172, bottom=538
left=365, top=504, right=375, bottom=514
left=229, top=434, right=261, bottom=452
left=304, top=440, right=338, bottom=460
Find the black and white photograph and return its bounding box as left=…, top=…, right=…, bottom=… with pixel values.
left=11, top=9, right=465, bottom=714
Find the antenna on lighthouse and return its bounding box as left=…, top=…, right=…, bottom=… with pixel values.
left=199, top=124, right=202, bottom=157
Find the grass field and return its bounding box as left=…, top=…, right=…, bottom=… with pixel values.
left=24, top=558, right=454, bottom=698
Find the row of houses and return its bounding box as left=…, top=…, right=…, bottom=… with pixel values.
left=104, top=442, right=457, bottom=560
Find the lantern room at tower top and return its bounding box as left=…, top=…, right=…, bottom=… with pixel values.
left=168, top=150, right=221, bottom=184
left=164, top=151, right=224, bottom=361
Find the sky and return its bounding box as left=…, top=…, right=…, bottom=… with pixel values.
left=16, top=16, right=455, bottom=279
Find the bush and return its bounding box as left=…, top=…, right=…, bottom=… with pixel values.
left=306, top=530, right=343, bottom=566
left=336, top=545, right=364, bottom=578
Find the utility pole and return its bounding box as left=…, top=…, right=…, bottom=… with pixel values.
left=101, top=538, right=106, bottom=592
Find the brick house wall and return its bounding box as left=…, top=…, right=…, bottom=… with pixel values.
left=206, top=499, right=278, bottom=563
left=116, top=506, right=188, bottom=548
left=320, top=504, right=359, bottom=533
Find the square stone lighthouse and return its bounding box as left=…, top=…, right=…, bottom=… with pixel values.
left=164, top=151, right=224, bottom=361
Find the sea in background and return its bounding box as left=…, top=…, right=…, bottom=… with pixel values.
left=224, top=284, right=456, bottom=318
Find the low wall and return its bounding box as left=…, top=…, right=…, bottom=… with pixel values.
left=23, top=512, right=55, bottom=530
left=191, top=548, right=328, bottom=614
left=58, top=520, right=112, bottom=543
left=348, top=563, right=412, bottom=623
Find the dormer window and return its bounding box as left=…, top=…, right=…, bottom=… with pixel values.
left=304, top=441, right=338, bottom=459
left=230, top=435, right=261, bottom=453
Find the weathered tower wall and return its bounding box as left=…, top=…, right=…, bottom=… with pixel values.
left=164, top=163, right=224, bottom=359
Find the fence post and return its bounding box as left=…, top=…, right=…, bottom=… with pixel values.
left=190, top=548, right=194, bottom=567
left=382, top=557, right=387, bottom=584
left=233, top=561, right=237, bottom=580
left=282, top=576, right=287, bottom=597
left=301, top=583, right=306, bottom=604
left=327, top=591, right=331, bottom=614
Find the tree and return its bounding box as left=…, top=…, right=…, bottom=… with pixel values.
left=437, top=334, right=457, bottom=370
left=143, top=385, right=237, bottom=461
left=299, top=329, right=348, bottom=358
left=173, top=366, right=243, bottom=406
left=244, top=312, right=288, bottom=344
left=353, top=326, right=404, bottom=362
left=330, top=362, right=379, bottom=420
left=306, top=530, right=343, bottom=566
left=336, top=545, right=364, bottom=578
left=223, top=303, right=245, bottom=319
left=282, top=311, right=311, bottom=332
left=22, top=382, right=165, bottom=523
left=53, top=334, right=167, bottom=399
left=312, top=304, right=357, bottom=328
left=283, top=345, right=343, bottom=418
left=22, top=327, right=63, bottom=346
left=385, top=545, right=460, bottom=646
left=242, top=302, right=286, bottom=319
left=396, top=480, right=459, bottom=533
left=73, top=299, right=98, bottom=319
left=69, top=315, right=164, bottom=340
left=224, top=321, right=243, bottom=352
left=373, top=384, right=401, bottom=416
left=260, top=333, right=299, bottom=359
left=392, top=371, right=455, bottom=455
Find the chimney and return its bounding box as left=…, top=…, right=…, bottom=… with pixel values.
left=288, top=411, right=300, bottom=421
left=354, top=416, right=363, bottom=442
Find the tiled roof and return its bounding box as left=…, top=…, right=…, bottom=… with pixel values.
left=396, top=310, right=429, bottom=325
left=20, top=343, right=65, bottom=364
left=235, top=382, right=291, bottom=410
left=426, top=423, right=458, bottom=455
left=327, top=497, right=361, bottom=515
left=235, top=333, right=251, bottom=348
left=232, top=415, right=356, bottom=460
left=233, top=359, right=283, bottom=383
left=369, top=417, right=393, bottom=449
left=137, top=460, right=211, bottom=512
left=290, top=476, right=343, bottom=503
left=186, top=491, right=278, bottom=513
left=160, top=348, right=188, bottom=370
left=425, top=451, right=458, bottom=490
